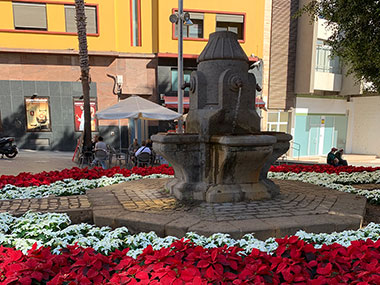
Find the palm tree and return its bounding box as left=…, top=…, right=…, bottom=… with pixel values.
left=75, top=0, right=92, bottom=159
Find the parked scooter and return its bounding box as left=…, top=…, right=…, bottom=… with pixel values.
left=0, top=137, right=18, bottom=158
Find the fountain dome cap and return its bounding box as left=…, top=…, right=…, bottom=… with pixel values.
left=197, top=31, right=249, bottom=63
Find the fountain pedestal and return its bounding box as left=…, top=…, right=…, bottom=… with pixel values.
left=153, top=133, right=276, bottom=202
left=153, top=31, right=291, bottom=203
left=206, top=135, right=276, bottom=202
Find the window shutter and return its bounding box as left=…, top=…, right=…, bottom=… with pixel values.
left=189, top=12, right=203, bottom=20
left=13, top=2, right=47, bottom=30
left=65, top=6, right=76, bottom=33
left=65, top=5, right=97, bottom=34
left=216, top=14, right=244, bottom=23
left=85, top=6, right=97, bottom=34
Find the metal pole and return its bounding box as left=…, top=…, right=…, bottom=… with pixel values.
left=134, top=118, right=138, bottom=142
left=177, top=0, right=184, bottom=133
left=118, top=97, right=122, bottom=150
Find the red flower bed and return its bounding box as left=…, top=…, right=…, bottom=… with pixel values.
left=2, top=164, right=379, bottom=189
left=270, top=164, right=380, bottom=174
left=0, top=165, right=174, bottom=189
left=1, top=237, right=380, bottom=284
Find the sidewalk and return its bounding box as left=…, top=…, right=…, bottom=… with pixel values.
left=0, top=150, right=76, bottom=176
left=286, top=154, right=380, bottom=167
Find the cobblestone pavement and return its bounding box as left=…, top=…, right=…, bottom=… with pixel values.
left=115, top=179, right=179, bottom=212
left=109, top=179, right=338, bottom=221
left=113, top=179, right=194, bottom=212
left=0, top=195, right=93, bottom=223
left=88, top=178, right=365, bottom=239
left=197, top=192, right=337, bottom=221
left=0, top=195, right=91, bottom=214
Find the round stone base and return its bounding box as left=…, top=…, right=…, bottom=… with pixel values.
left=88, top=178, right=366, bottom=240
left=2, top=178, right=365, bottom=240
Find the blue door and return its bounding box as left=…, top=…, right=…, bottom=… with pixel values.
left=307, top=116, right=321, bottom=156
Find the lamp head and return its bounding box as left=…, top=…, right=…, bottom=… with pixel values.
left=183, top=12, right=193, bottom=26
left=169, top=13, right=179, bottom=23
left=184, top=18, right=193, bottom=26
left=31, top=93, right=38, bottom=99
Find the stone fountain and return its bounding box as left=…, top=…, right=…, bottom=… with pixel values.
left=89, top=32, right=365, bottom=238
left=152, top=31, right=292, bottom=203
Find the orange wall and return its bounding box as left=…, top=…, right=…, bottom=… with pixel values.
left=0, top=0, right=265, bottom=57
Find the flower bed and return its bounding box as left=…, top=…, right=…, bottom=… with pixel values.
left=0, top=165, right=174, bottom=189
left=0, top=165, right=174, bottom=200
left=1, top=165, right=380, bottom=282
left=2, top=235, right=380, bottom=284
left=269, top=169, right=380, bottom=204
left=3, top=164, right=379, bottom=202
left=0, top=174, right=172, bottom=200
left=270, top=164, right=380, bottom=174
left=2, top=212, right=380, bottom=257
left=1, top=212, right=380, bottom=283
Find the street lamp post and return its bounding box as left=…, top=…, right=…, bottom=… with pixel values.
left=170, top=1, right=192, bottom=134
left=177, top=0, right=184, bottom=133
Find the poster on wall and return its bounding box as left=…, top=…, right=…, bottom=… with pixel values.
left=25, top=97, right=51, bottom=132
left=73, top=99, right=98, bottom=132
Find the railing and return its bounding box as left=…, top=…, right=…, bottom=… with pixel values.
left=290, top=141, right=301, bottom=160
left=315, top=45, right=342, bottom=74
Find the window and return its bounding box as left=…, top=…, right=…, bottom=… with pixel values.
left=175, top=13, right=204, bottom=39
left=171, top=69, right=192, bottom=91
left=315, top=40, right=341, bottom=74
left=216, top=14, right=244, bottom=40
left=267, top=111, right=288, bottom=133
left=13, top=2, right=47, bottom=30
left=25, top=97, right=51, bottom=132
left=65, top=5, right=98, bottom=34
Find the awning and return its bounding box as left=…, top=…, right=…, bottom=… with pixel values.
left=163, top=96, right=190, bottom=109
left=163, top=96, right=266, bottom=109
left=96, top=95, right=182, bottom=121
left=255, top=97, right=266, bottom=108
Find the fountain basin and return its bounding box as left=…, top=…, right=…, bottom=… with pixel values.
left=259, top=132, right=293, bottom=196
left=152, top=133, right=277, bottom=203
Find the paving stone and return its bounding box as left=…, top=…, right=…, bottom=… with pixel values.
left=232, top=218, right=275, bottom=240
left=189, top=221, right=241, bottom=239
left=115, top=212, right=177, bottom=236
left=165, top=215, right=202, bottom=237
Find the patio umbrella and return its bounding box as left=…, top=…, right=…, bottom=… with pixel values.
left=96, top=95, right=182, bottom=145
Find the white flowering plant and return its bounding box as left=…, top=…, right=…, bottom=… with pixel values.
left=0, top=174, right=172, bottom=200
left=269, top=170, right=380, bottom=204
left=1, top=212, right=380, bottom=257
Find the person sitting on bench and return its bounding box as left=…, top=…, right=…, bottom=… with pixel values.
left=327, top=147, right=339, bottom=166
left=335, top=148, right=348, bottom=166
left=135, top=140, right=151, bottom=157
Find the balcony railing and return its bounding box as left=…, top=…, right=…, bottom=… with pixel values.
left=315, top=45, right=342, bottom=74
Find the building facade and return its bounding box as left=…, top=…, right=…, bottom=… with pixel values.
left=263, top=0, right=379, bottom=158
left=0, top=0, right=266, bottom=150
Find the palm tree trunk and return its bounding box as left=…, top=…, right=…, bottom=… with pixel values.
left=75, top=0, right=92, bottom=157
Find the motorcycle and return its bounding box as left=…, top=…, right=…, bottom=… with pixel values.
left=0, top=137, right=18, bottom=158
